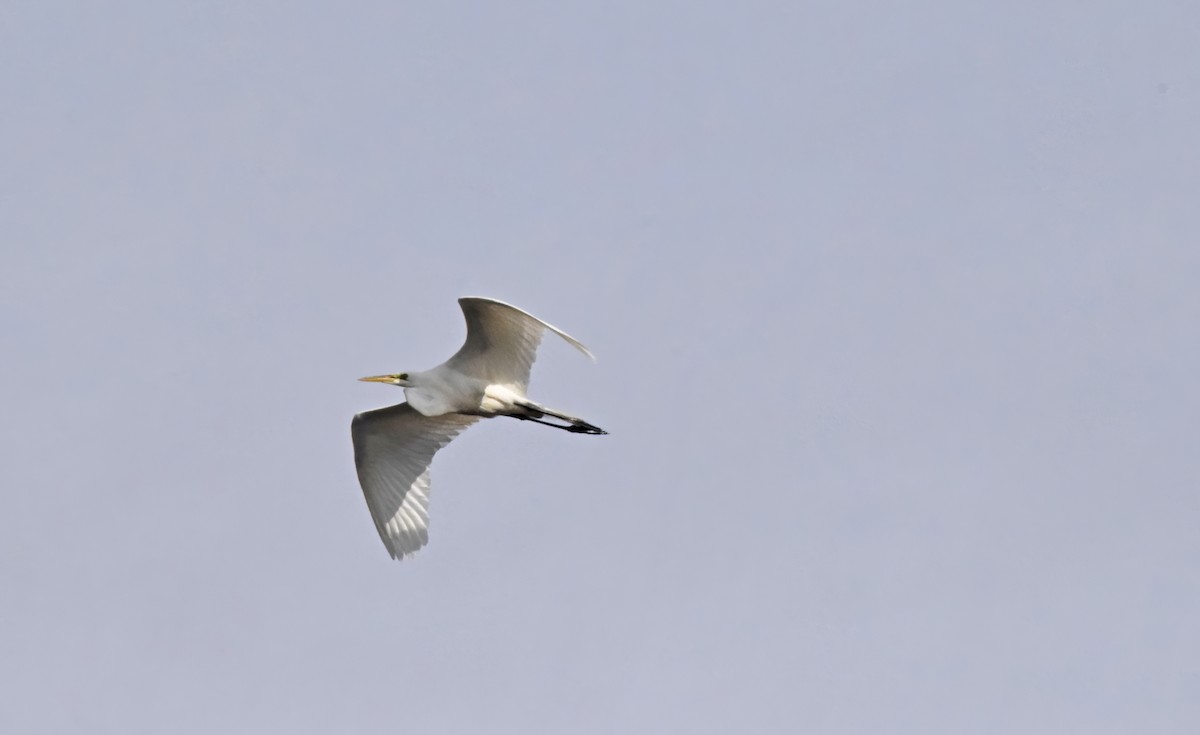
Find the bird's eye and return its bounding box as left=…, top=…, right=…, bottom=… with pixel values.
left=398, top=373, right=408, bottom=380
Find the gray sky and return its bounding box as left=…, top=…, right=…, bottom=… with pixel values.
left=3, top=2, right=1199, bottom=732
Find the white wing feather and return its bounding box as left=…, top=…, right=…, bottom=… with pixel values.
left=445, top=297, right=594, bottom=391
left=351, top=402, right=478, bottom=559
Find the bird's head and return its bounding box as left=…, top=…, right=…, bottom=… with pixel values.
left=358, top=372, right=411, bottom=387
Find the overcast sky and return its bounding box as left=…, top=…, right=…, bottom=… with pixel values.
left=3, top=2, right=1199, bottom=733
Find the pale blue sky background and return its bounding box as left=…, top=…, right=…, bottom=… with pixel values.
left=3, top=2, right=1199, bottom=733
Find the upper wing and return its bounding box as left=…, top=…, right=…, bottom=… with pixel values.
left=351, top=402, right=478, bottom=559
left=445, top=297, right=595, bottom=391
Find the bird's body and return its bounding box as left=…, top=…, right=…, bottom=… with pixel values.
left=351, top=297, right=606, bottom=560
left=399, top=367, right=522, bottom=417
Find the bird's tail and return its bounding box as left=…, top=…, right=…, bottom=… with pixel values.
left=512, top=398, right=608, bottom=435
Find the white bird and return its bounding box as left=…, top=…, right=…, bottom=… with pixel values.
left=351, top=296, right=606, bottom=559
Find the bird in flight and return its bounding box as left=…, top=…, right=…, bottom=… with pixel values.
left=351, top=296, right=607, bottom=559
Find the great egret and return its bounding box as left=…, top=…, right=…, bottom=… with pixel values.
left=351, top=296, right=607, bottom=559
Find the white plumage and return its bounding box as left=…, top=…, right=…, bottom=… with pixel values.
left=351, top=297, right=605, bottom=560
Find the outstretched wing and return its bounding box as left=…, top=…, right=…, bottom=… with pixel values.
left=445, top=296, right=595, bottom=391
left=351, top=402, right=478, bottom=559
